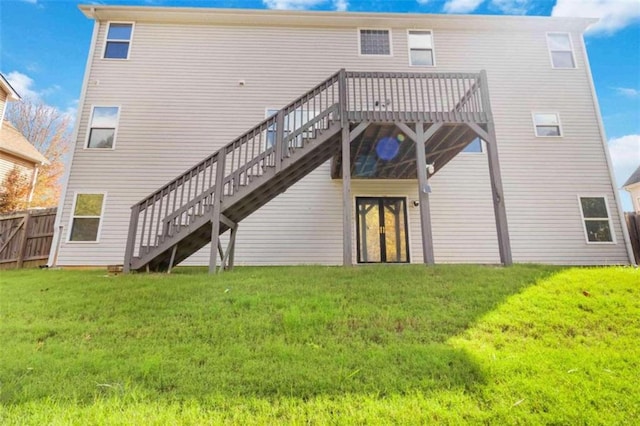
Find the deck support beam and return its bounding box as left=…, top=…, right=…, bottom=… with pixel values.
left=478, top=70, right=513, bottom=266
left=339, top=69, right=353, bottom=266
left=415, top=122, right=441, bottom=265
left=209, top=153, right=226, bottom=274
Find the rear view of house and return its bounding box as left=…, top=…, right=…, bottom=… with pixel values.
left=50, top=6, right=634, bottom=270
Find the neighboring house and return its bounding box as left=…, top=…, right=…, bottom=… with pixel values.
left=623, top=166, right=640, bottom=214
left=0, top=73, right=20, bottom=123
left=0, top=120, right=49, bottom=205
left=50, top=6, right=634, bottom=270
left=0, top=74, right=49, bottom=205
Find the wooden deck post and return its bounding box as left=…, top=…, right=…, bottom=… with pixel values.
left=415, top=123, right=435, bottom=265
left=209, top=153, right=226, bottom=273
left=339, top=69, right=353, bottom=266
left=479, top=70, right=513, bottom=266
left=123, top=204, right=140, bottom=273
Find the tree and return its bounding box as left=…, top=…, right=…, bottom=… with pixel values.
left=0, top=167, right=30, bottom=213
left=5, top=99, right=73, bottom=208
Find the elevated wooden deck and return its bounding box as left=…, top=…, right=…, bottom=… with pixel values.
left=124, top=69, right=511, bottom=273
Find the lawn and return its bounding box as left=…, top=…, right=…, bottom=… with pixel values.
left=0, top=265, right=638, bottom=424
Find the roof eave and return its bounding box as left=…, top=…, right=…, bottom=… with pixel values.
left=0, top=73, right=21, bottom=102
left=78, top=5, right=597, bottom=33
left=0, top=146, right=49, bottom=166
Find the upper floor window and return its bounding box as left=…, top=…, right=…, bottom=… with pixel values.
left=87, top=106, right=120, bottom=149
left=69, top=193, right=106, bottom=242
left=104, top=23, right=133, bottom=59
left=408, top=30, right=434, bottom=66
left=547, top=33, right=575, bottom=69
left=360, top=29, right=391, bottom=56
left=532, top=112, right=562, bottom=137
left=578, top=196, right=614, bottom=243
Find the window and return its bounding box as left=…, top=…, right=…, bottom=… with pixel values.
left=408, top=30, right=434, bottom=66
left=104, top=23, right=133, bottom=59
left=547, top=33, right=575, bottom=69
left=359, top=29, right=391, bottom=56
left=69, top=193, right=105, bottom=242
left=265, top=108, right=317, bottom=149
left=87, top=106, right=119, bottom=149
left=462, top=137, right=483, bottom=153
left=533, top=112, right=562, bottom=137
left=579, top=197, right=614, bottom=243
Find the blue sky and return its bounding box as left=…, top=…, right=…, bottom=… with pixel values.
left=1, top=0, right=639, bottom=208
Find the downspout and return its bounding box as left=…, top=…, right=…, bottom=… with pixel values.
left=580, top=33, right=636, bottom=265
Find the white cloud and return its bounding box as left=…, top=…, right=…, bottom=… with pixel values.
left=443, top=0, right=485, bottom=13
left=491, top=0, right=530, bottom=14
left=334, top=0, right=348, bottom=11
left=6, top=71, right=40, bottom=100
left=609, top=134, right=640, bottom=188
left=5, top=71, right=76, bottom=124
left=20, top=0, right=38, bottom=3
left=614, top=87, right=640, bottom=98
left=552, top=0, right=640, bottom=35
left=263, top=0, right=325, bottom=9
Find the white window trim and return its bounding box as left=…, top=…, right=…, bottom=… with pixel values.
left=358, top=28, right=393, bottom=57
left=407, top=29, right=436, bottom=67
left=66, top=192, right=107, bottom=243
left=532, top=112, right=563, bottom=138
left=546, top=32, right=577, bottom=70
left=102, top=21, right=135, bottom=60
left=85, top=105, right=121, bottom=150
left=577, top=195, right=616, bottom=245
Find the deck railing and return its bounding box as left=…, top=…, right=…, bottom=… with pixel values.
left=344, top=71, right=486, bottom=123
left=124, top=69, right=488, bottom=271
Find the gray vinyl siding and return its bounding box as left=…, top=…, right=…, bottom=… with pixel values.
left=56, top=17, right=628, bottom=266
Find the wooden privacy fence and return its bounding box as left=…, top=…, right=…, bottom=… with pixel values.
left=625, top=212, right=640, bottom=265
left=0, top=208, right=56, bottom=269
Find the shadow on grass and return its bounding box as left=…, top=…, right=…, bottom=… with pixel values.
left=0, top=264, right=563, bottom=404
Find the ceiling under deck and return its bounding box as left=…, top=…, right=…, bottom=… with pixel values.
left=331, top=122, right=481, bottom=179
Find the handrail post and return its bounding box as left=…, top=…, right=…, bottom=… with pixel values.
left=275, top=110, right=285, bottom=173
left=123, top=204, right=140, bottom=273
left=338, top=68, right=348, bottom=126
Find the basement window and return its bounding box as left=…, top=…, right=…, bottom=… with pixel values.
left=578, top=196, right=614, bottom=243
left=408, top=30, right=435, bottom=66
left=87, top=106, right=120, bottom=149
left=104, top=22, right=133, bottom=59
left=359, top=29, right=392, bottom=56
left=547, top=33, right=575, bottom=69
left=69, top=193, right=105, bottom=242
left=533, top=112, right=562, bottom=137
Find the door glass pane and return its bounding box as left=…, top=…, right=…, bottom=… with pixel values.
left=383, top=199, right=408, bottom=263
left=357, top=199, right=381, bottom=263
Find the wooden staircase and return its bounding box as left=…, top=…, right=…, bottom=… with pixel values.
left=124, top=69, right=495, bottom=272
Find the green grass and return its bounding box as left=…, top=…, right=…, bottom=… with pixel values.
left=0, top=264, right=638, bottom=424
